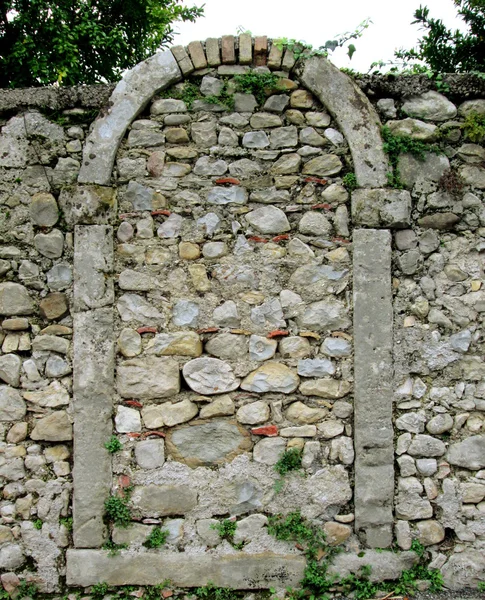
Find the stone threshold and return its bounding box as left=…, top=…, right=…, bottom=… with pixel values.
left=66, top=550, right=306, bottom=588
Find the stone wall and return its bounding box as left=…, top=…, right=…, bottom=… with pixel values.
left=0, top=34, right=485, bottom=596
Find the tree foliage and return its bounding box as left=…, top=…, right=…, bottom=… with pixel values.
left=395, top=0, right=485, bottom=73
left=0, top=0, right=204, bottom=88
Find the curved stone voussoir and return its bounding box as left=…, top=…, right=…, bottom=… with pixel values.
left=295, top=56, right=389, bottom=188
left=79, top=50, right=182, bottom=186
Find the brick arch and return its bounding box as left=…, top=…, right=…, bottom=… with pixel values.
left=78, top=35, right=389, bottom=187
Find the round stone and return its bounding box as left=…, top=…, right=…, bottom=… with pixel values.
left=183, top=358, right=240, bottom=395
left=236, top=401, right=270, bottom=425
left=30, top=193, right=59, bottom=227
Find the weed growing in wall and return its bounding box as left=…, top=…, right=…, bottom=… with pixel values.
left=273, top=448, right=303, bottom=492
left=144, top=526, right=169, bottom=548
left=342, top=172, right=358, bottom=192
left=103, top=540, right=129, bottom=556
left=266, top=512, right=443, bottom=600
left=104, top=436, right=123, bottom=453
left=104, top=491, right=132, bottom=528
left=463, top=111, right=485, bottom=143
left=232, top=72, right=279, bottom=105
left=381, top=125, right=441, bottom=188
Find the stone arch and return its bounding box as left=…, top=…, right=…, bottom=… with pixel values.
left=78, top=37, right=389, bottom=187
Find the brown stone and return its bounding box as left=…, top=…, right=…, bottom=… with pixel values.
left=221, top=35, right=236, bottom=64
left=39, top=293, right=69, bottom=321
left=147, top=151, right=166, bottom=177
left=323, top=522, right=352, bottom=545
left=165, top=128, right=189, bottom=144
left=291, top=90, right=314, bottom=109
left=188, top=41, right=208, bottom=70
left=417, top=212, right=460, bottom=230
left=205, top=38, right=221, bottom=66
left=254, top=37, right=268, bottom=66
left=268, top=43, right=283, bottom=69
left=239, top=33, right=252, bottom=65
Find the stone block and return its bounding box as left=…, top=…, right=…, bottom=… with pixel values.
left=221, top=36, right=236, bottom=64
left=351, top=189, right=412, bottom=229
left=188, top=41, right=207, bottom=70
left=66, top=550, right=306, bottom=588
left=205, top=38, right=221, bottom=66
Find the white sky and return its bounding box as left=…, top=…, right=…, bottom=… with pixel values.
left=174, top=0, right=466, bottom=72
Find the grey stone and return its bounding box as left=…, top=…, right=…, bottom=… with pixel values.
left=251, top=298, right=285, bottom=329
left=136, top=217, right=154, bottom=240
left=298, top=211, right=332, bottom=236
left=234, top=93, right=257, bottom=112
left=450, top=329, right=472, bottom=352
left=242, top=131, right=270, bottom=148
left=0, top=386, right=26, bottom=421
left=270, top=126, right=298, bottom=148
left=397, top=455, right=416, bottom=477
left=118, top=269, right=154, bottom=291
left=441, top=551, right=485, bottom=590
left=66, top=549, right=306, bottom=589
left=236, top=401, right=270, bottom=425
left=387, top=118, right=438, bottom=141
left=460, top=165, right=485, bottom=188
left=298, top=299, right=350, bottom=332
left=416, top=459, right=437, bottom=476
left=353, top=229, right=393, bottom=546
left=191, top=121, right=218, bottom=147
left=245, top=205, right=290, bottom=234
left=193, top=156, right=228, bottom=176
left=213, top=300, right=240, bottom=327
left=220, top=113, right=250, bottom=128
left=127, top=128, right=164, bottom=147
left=418, top=230, right=440, bottom=254
left=115, top=405, right=141, bottom=433
left=402, top=91, right=457, bottom=121
left=32, top=334, right=69, bottom=354
left=132, top=484, right=197, bottom=516
left=0, top=354, right=21, bottom=387
left=0, top=283, right=34, bottom=316
left=352, top=189, right=412, bottom=228
left=197, top=519, right=221, bottom=547
left=30, top=193, right=59, bottom=227
left=300, top=127, right=326, bottom=146
left=290, top=264, right=349, bottom=301
left=321, top=337, right=352, bottom=357
left=203, top=242, right=227, bottom=258
left=324, top=128, right=344, bottom=145
left=74, top=225, right=114, bottom=311
left=395, top=413, right=426, bottom=434
left=207, top=186, right=247, bottom=205
left=396, top=477, right=433, bottom=520
left=124, top=181, right=154, bottom=211
left=117, top=294, right=164, bottom=324
left=30, top=410, right=72, bottom=441
left=398, top=250, right=422, bottom=275
left=253, top=437, right=287, bottom=465
left=205, top=333, right=248, bottom=360
left=23, top=381, right=69, bottom=407
left=377, top=99, right=397, bottom=118
left=172, top=300, right=199, bottom=327
left=250, top=113, right=282, bottom=128
left=298, top=358, right=335, bottom=377
left=447, top=435, right=485, bottom=469
left=151, top=99, right=187, bottom=114
left=200, top=76, right=224, bottom=96
left=72, top=308, right=113, bottom=549
left=249, top=335, right=277, bottom=361
left=426, top=414, right=453, bottom=434
left=166, top=420, right=251, bottom=467
left=302, top=154, right=342, bottom=176
left=0, top=544, right=24, bottom=570
left=183, top=358, right=240, bottom=395
left=112, top=523, right=153, bottom=545
left=117, top=157, right=146, bottom=181
left=395, top=230, right=417, bottom=250
left=45, top=355, right=71, bottom=378
left=399, top=153, right=450, bottom=190
left=117, top=357, right=180, bottom=400
left=407, top=435, right=446, bottom=457
left=327, top=550, right=418, bottom=582
left=229, top=159, right=263, bottom=179
left=270, top=153, right=301, bottom=174
left=47, top=263, right=72, bottom=291
left=157, top=213, right=184, bottom=238
left=263, top=95, right=290, bottom=113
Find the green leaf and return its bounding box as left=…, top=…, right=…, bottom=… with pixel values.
left=347, top=43, right=356, bottom=60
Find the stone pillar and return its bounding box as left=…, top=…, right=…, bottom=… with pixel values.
left=353, top=229, right=394, bottom=548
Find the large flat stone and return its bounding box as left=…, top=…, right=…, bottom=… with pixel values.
left=166, top=419, right=252, bottom=467
left=441, top=551, right=485, bottom=589
left=73, top=308, right=114, bottom=548
left=327, top=550, right=418, bottom=582
left=131, top=484, right=198, bottom=516
left=117, top=357, right=180, bottom=399
left=66, top=550, right=306, bottom=588
left=79, top=50, right=182, bottom=185
left=353, top=229, right=394, bottom=548
left=351, top=189, right=412, bottom=229
left=74, top=226, right=114, bottom=311
left=297, top=56, right=389, bottom=187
